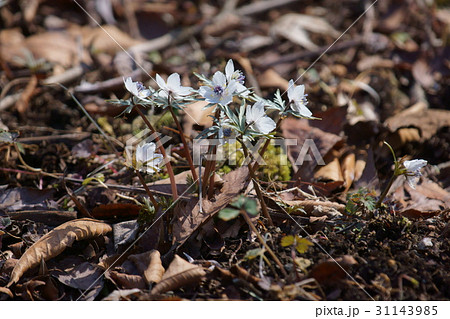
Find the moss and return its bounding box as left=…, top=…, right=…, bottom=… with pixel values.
left=217, top=141, right=291, bottom=182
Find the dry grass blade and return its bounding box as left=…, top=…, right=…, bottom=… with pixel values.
left=150, top=255, right=206, bottom=295
left=7, top=218, right=112, bottom=287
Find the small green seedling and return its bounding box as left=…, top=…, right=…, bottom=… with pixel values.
left=218, top=195, right=258, bottom=221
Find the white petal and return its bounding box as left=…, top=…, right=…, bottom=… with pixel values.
left=167, top=73, right=181, bottom=89
left=235, top=83, right=249, bottom=96
left=254, top=117, right=276, bottom=134
left=404, top=159, right=427, bottom=172
left=225, top=59, right=234, bottom=81
left=294, top=84, right=305, bottom=98
left=406, top=175, right=419, bottom=189
left=155, top=74, right=166, bottom=90
left=287, top=79, right=295, bottom=102
left=295, top=102, right=313, bottom=117
left=212, top=71, right=227, bottom=87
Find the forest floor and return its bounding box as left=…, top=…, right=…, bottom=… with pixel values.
left=0, top=0, right=449, bottom=301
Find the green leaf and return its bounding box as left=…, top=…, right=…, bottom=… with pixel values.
left=218, top=208, right=240, bottom=221
left=244, top=199, right=258, bottom=216
left=281, top=235, right=295, bottom=247
left=295, top=238, right=313, bottom=254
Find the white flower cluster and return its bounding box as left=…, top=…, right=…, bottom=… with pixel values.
left=122, top=59, right=315, bottom=171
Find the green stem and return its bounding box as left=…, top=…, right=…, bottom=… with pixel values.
left=135, top=169, right=159, bottom=208
left=135, top=106, right=178, bottom=200
left=376, top=172, right=397, bottom=208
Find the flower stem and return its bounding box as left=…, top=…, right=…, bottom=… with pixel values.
left=253, top=118, right=282, bottom=171
left=135, top=106, right=178, bottom=199
left=240, top=209, right=287, bottom=277
left=135, top=169, right=159, bottom=208
left=168, top=104, right=198, bottom=181
left=376, top=141, right=400, bottom=209
left=241, top=140, right=274, bottom=226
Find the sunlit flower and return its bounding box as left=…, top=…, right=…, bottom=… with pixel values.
left=225, top=59, right=248, bottom=96
left=124, top=77, right=152, bottom=100
left=135, top=142, right=164, bottom=174
left=403, top=159, right=427, bottom=188
left=287, top=79, right=312, bottom=118
left=199, top=71, right=237, bottom=106
left=156, top=73, right=192, bottom=99
left=246, top=100, right=276, bottom=135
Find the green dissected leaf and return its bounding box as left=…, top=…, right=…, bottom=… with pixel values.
left=244, top=199, right=258, bottom=216
left=218, top=208, right=240, bottom=221
left=295, top=238, right=313, bottom=254
left=281, top=235, right=295, bottom=247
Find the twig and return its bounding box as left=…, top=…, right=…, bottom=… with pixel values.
left=135, top=106, right=178, bottom=200
left=240, top=209, right=287, bottom=277
left=168, top=104, right=198, bottom=181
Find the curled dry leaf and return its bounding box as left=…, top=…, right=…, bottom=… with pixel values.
left=109, top=271, right=146, bottom=289
left=129, top=250, right=165, bottom=284
left=0, top=286, right=13, bottom=299
left=172, top=166, right=249, bottom=245
left=151, top=255, right=206, bottom=295
left=309, top=255, right=357, bottom=285
left=7, top=218, right=112, bottom=287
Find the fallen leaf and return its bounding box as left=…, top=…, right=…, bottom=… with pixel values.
left=7, top=218, right=112, bottom=287
left=281, top=118, right=343, bottom=183
left=129, top=250, right=165, bottom=284
left=271, top=13, right=340, bottom=50
left=151, top=255, right=206, bottom=295
left=172, top=166, right=249, bottom=245
left=102, top=288, right=142, bottom=301
left=109, top=271, right=146, bottom=289
left=52, top=261, right=104, bottom=291
left=309, top=255, right=357, bottom=285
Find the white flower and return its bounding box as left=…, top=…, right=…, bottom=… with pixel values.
left=198, top=71, right=237, bottom=106
left=246, top=100, right=276, bottom=135
left=287, top=79, right=312, bottom=118
left=135, top=142, right=164, bottom=174
left=225, top=59, right=248, bottom=96
left=124, top=77, right=152, bottom=100
left=156, top=73, right=192, bottom=99
left=403, top=159, right=427, bottom=188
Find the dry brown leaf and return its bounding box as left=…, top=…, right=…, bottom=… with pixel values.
left=341, top=152, right=356, bottom=192
left=129, top=250, right=165, bottom=284
left=271, top=13, right=339, bottom=50
left=7, top=218, right=112, bottom=287
left=385, top=107, right=450, bottom=141
left=151, top=255, right=206, bottom=295
left=0, top=286, right=13, bottom=299
left=281, top=118, right=343, bottom=183
left=257, top=69, right=289, bottom=90
left=314, top=156, right=344, bottom=182
left=172, top=166, right=249, bottom=245
left=109, top=271, right=146, bottom=289
left=309, top=255, right=357, bottom=285
left=183, top=101, right=213, bottom=137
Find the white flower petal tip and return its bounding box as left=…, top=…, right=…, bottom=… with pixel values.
left=123, top=77, right=151, bottom=100
left=403, top=159, right=427, bottom=188
left=287, top=79, right=313, bottom=118
left=156, top=73, right=192, bottom=99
